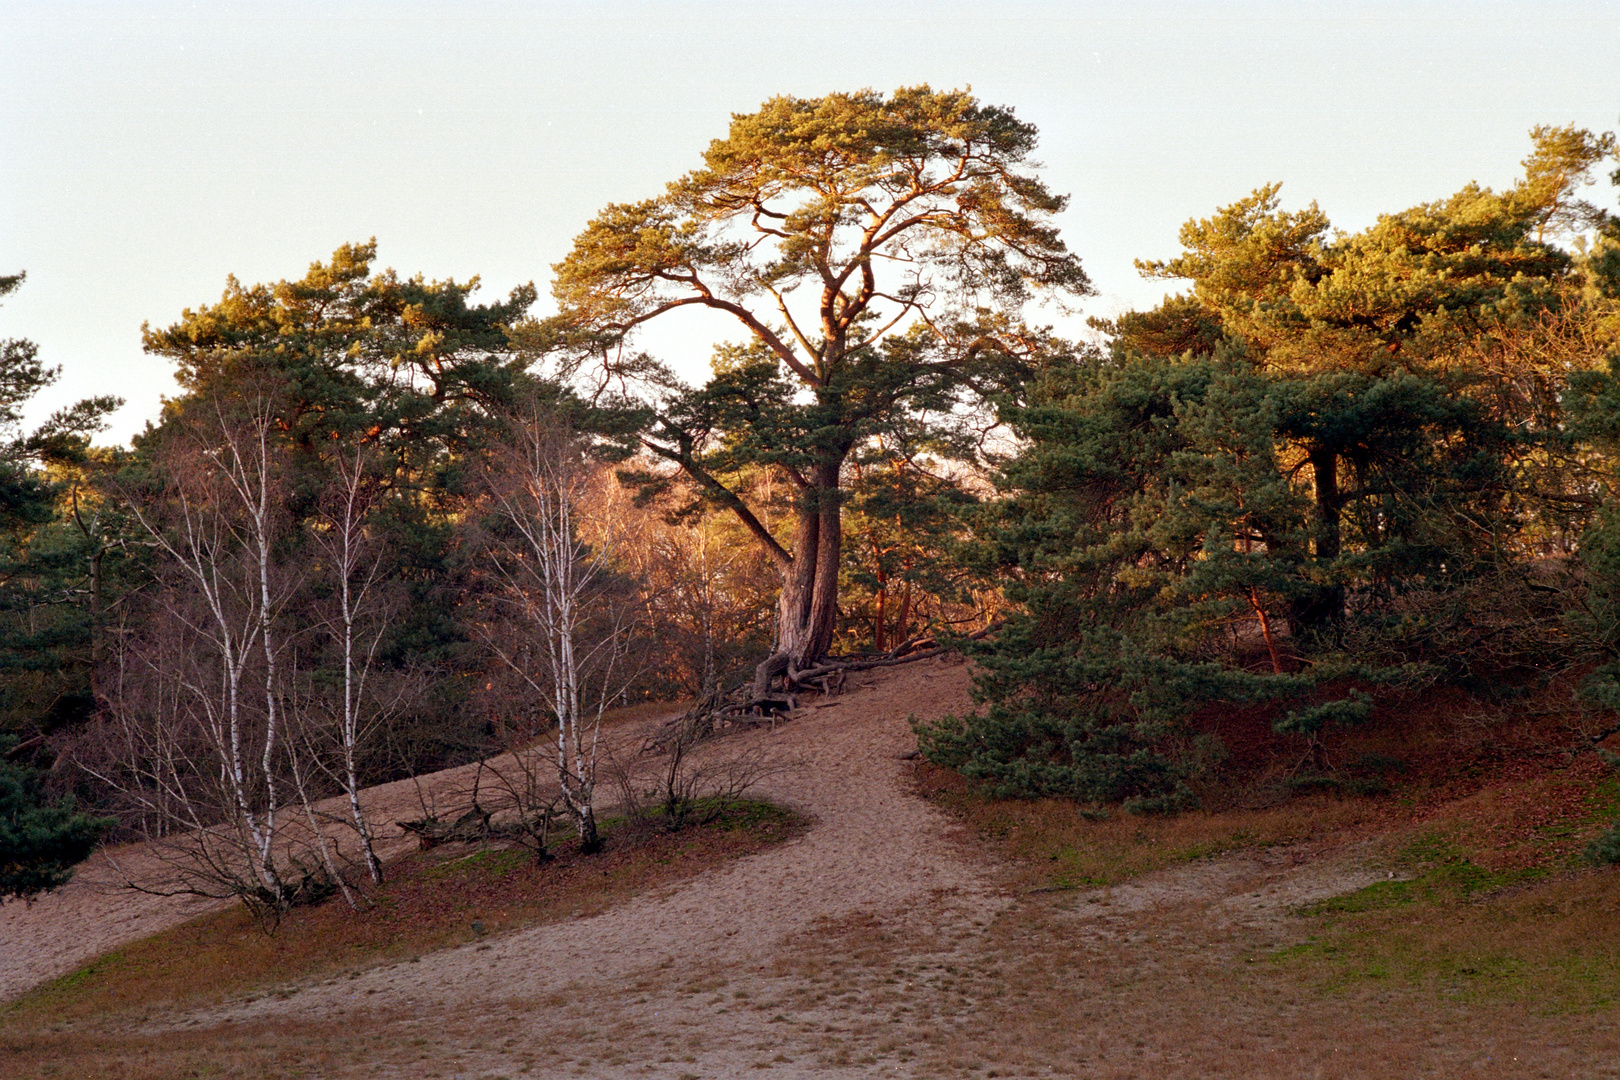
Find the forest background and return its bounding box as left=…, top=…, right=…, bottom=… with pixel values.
left=5, top=2, right=1620, bottom=913
left=4, top=79, right=1620, bottom=912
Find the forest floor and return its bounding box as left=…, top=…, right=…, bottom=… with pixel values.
left=5, top=654, right=1620, bottom=1078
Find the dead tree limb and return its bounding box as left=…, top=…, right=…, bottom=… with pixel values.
left=643, top=620, right=1007, bottom=752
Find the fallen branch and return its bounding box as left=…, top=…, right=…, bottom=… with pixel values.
left=396, top=804, right=491, bottom=850
left=2, top=733, right=47, bottom=761
left=396, top=802, right=561, bottom=851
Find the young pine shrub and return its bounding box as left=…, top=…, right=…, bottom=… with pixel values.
left=1586, top=749, right=1620, bottom=866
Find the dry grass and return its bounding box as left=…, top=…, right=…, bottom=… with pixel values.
left=13, top=668, right=1620, bottom=1079
left=0, top=1017, right=401, bottom=1080
left=1267, top=758, right=1620, bottom=1012
left=915, top=901, right=1620, bottom=1079
left=915, top=760, right=1388, bottom=889
left=733, top=871, right=1620, bottom=1079
left=4, top=799, right=803, bottom=1033
left=1281, top=864, right=1620, bottom=1010
left=911, top=689, right=1620, bottom=1065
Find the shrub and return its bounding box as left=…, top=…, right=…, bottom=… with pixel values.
left=1586, top=749, right=1620, bottom=867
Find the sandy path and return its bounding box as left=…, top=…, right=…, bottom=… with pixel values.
left=67, top=655, right=1008, bottom=1078
left=186, top=655, right=1001, bottom=1028
left=3, top=657, right=996, bottom=1010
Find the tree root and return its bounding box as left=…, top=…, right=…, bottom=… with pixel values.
left=784, top=620, right=1002, bottom=688
left=642, top=622, right=1003, bottom=756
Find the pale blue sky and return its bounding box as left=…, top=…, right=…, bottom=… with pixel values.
left=3, top=1, right=1618, bottom=442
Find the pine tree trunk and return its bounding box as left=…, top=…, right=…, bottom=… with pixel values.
left=873, top=568, right=888, bottom=654
left=753, top=464, right=844, bottom=696
left=1292, top=444, right=1346, bottom=632
left=87, top=543, right=104, bottom=709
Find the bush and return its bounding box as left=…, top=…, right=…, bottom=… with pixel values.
left=912, top=701, right=1188, bottom=807
left=1587, top=822, right=1620, bottom=866
left=1, top=741, right=114, bottom=902
left=1587, top=749, right=1620, bottom=867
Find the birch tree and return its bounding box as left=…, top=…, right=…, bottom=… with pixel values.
left=91, top=396, right=315, bottom=918
left=477, top=407, right=638, bottom=852
left=299, top=444, right=396, bottom=885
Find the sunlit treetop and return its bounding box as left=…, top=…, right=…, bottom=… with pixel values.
left=552, top=86, right=1092, bottom=391
left=1131, top=124, right=1619, bottom=371
left=549, top=87, right=1094, bottom=673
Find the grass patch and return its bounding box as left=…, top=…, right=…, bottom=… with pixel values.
left=5, top=798, right=803, bottom=1027
left=1278, top=808, right=1620, bottom=1010
left=914, top=760, right=1384, bottom=888
left=1277, top=866, right=1620, bottom=1010
left=0, top=1016, right=389, bottom=1080
left=1300, top=833, right=1545, bottom=918
left=916, top=722, right=1620, bottom=1011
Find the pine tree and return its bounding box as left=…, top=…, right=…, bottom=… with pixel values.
left=922, top=125, right=1620, bottom=807
left=0, top=739, right=112, bottom=900
left=0, top=271, right=119, bottom=898
left=550, top=87, right=1090, bottom=690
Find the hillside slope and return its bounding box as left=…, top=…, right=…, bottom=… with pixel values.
left=7, top=657, right=1620, bottom=1078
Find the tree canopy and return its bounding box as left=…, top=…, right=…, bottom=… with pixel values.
left=923, top=123, right=1620, bottom=805
left=551, top=86, right=1091, bottom=686
left=7, top=100, right=1620, bottom=868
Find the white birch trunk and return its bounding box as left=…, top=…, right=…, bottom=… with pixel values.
left=317, top=447, right=387, bottom=884
left=116, top=398, right=294, bottom=910
left=481, top=411, right=638, bottom=853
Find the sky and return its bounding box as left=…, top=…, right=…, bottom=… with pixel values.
left=2, top=0, right=1619, bottom=444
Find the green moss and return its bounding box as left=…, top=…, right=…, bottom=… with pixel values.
left=1302, top=878, right=1419, bottom=915
left=37, top=955, right=122, bottom=994
left=707, top=798, right=796, bottom=832
left=422, top=847, right=531, bottom=882
left=7, top=949, right=135, bottom=1018
left=1301, top=836, right=1544, bottom=919
left=1274, top=918, right=1620, bottom=1011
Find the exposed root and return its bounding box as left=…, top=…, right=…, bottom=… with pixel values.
left=640, top=683, right=797, bottom=755
left=642, top=625, right=1001, bottom=756
left=784, top=620, right=1002, bottom=689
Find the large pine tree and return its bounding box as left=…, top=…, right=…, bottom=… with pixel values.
left=550, top=87, right=1091, bottom=691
